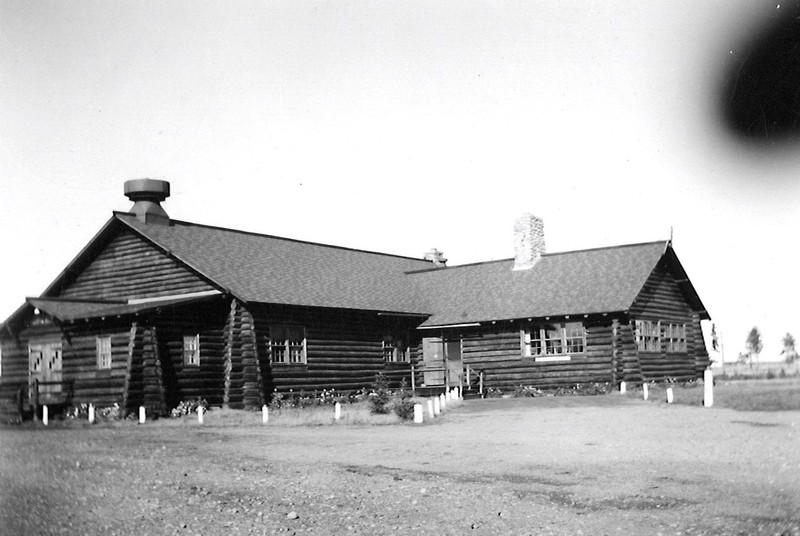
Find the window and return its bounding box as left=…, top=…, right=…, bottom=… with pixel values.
left=383, top=335, right=409, bottom=363
left=269, top=325, right=306, bottom=364
left=635, top=320, right=661, bottom=352
left=522, top=322, right=586, bottom=359
left=183, top=334, right=200, bottom=366
left=665, top=323, right=687, bottom=353
left=96, top=336, right=112, bottom=370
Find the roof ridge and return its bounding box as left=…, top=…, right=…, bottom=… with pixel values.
left=113, top=212, right=435, bottom=265
left=406, top=240, right=668, bottom=274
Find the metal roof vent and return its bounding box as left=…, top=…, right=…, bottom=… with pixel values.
left=124, top=179, right=170, bottom=225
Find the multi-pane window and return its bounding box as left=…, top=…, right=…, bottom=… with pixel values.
left=665, top=323, right=687, bottom=353
left=96, top=336, right=112, bottom=370
left=382, top=335, right=409, bottom=363
left=270, top=325, right=306, bottom=364
left=635, top=320, right=661, bottom=352
left=522, top=322, right=586, bottom=357
left=183, top=334, right=200, bottom=366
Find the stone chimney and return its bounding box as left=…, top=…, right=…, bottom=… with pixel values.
left=424, top=248, right=447, bottom=266
left=513, top=213, right=545, bottom=270
left=124, top=179, right=170, bottom=225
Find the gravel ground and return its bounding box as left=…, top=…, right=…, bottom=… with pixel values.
left=1, top=394, right=798, bottom=536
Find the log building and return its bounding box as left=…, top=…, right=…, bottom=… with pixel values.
left=0, top=180, right=710, bottom=417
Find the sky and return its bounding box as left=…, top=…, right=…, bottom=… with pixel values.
left=1, top=1, right=798, bottom=361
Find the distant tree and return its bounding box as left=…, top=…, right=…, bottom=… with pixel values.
left=745, top=327, right=763, bottom=366
left=711, top=323, right=720, bottom=351
left=781, top=333, right=797, bottom=363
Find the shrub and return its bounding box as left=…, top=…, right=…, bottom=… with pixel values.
left=512, top=385, right=544, bottom=398
left=171, top=398, right=209, bottom=418
left=369, top=374, right=392, bottom=414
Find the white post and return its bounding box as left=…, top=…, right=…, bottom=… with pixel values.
left=642, top=383, right=649, bottom=400
left=413, top=403, right=423, bottom=424
left=262, top=405, right=269, bottom=424
left=88, top=404, right=95, bottom=424
left=427, top=399, right=435, bottom=419
left=42, top=405, right=48, bottom=426
left=666, top=387, right=674, bottom=404
left=440, top=393, right=446, bottom=411
left=703, top=369, right=714, bottom=407
left=197, top=406, right=204, bottom=424
left=138, top=406, right=146, bottom=424
left=433, top=396, right=441, bottom=415
left=445, top=390, right=451, bottom=402
left=479, top=372, right=484, bottom=396
left=334, top=402, right=341, bottom=421
left=619, top=381, right=627, bottom=394
left=457, top=386, right=462, bottom=400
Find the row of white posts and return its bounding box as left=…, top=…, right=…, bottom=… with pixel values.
left=39, top=370, right=715, bottom=426
left=618, top=369, right=714, bottom=407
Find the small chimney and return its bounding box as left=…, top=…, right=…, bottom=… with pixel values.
left=424, top=248, right=447, bottom=266
left=513, top=213, right=545, bottom=270
left=124, top=179, right=170, bottom=225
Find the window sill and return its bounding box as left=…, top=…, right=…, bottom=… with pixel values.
left=534, top=355, right=572, bottom=363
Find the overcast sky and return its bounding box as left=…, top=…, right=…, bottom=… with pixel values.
left=1, top=1, right=798, bottom=360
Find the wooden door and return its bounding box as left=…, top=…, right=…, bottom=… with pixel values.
left=444, top=339, right=463, bottom=386
left=29, top=342, right=62, bottom=399
left=422, top=337, right=445, bottom=386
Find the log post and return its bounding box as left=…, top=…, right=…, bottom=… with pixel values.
left=410, top=365, right=416, bottom=397
left=33, top=379, right=40, bottom=423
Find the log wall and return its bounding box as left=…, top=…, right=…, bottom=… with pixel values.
left=629, top=260, right=709, bottom=382
left=249, top=304, right=420, bottom=401
left=458, top=317, right=617, bottom=391
left=56, top=230, right=216, bottom=301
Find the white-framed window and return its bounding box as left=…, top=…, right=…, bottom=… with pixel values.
left=382, top=335, right=410, bottom=363
left=522, top=322, right=586, bottom=358
left=635, top=320, right=661, bottom=352
left=96, top=336, right=112, bottom=370
left=665, top=323, right=687, bottom=353
left=269, top=325, right=306, bottom=364
left=0, top=343, right=3, bottom=377
left=183, top=334, right=200, bottom=366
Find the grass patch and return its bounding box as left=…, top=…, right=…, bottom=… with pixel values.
left=629, top=379, right=800, bottom=412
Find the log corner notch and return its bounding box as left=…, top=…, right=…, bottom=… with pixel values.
left=123, top=323, right=167, bottom=417
left=223, top=299, right=264, bottom=410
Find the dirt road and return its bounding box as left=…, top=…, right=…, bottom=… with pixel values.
left=1, top=396, right=798, bottom=535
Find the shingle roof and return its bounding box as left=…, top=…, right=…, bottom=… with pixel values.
left=409, top=241, right=670, bottom=327
left=116, top=213, right=435, bottom=314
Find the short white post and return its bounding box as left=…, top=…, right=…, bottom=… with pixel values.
left=479, top=372, right=484, bottom=396
left=458, top=386, right=463, bottom=400
left=138, top=406, right=146, bottom=424
left=642, top=383, right=649, bottom=400
left=413, top=403, right=423, bottom=424
left=197, top=406, right=204, bottom=424
left=42, top=405, right=49, bottom=426
left=666, top=387, right=674, bottom=404
left=88, top=404, right=95, bottom=424
left=703, top=369, right=714, bottom=407
left=433, top=396, right=441, bottom=415
left=427, top=399, right=435, bottom=419
left=619, top=381, right=627, bottom=394
left=334, top=402, right=341, bottom=420
left=440, top=393, right=446, bottom=411
left=445, top=390, right=451, bottom=402
left=262, top=405, right=269, bottom=424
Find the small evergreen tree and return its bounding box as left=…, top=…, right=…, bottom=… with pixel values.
left=369, top=373, right=392, bottom=414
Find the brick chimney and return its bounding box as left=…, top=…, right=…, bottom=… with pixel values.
left=513, top=213, right=545, bottom=270
left=124, top=179, right=170, bottom=225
